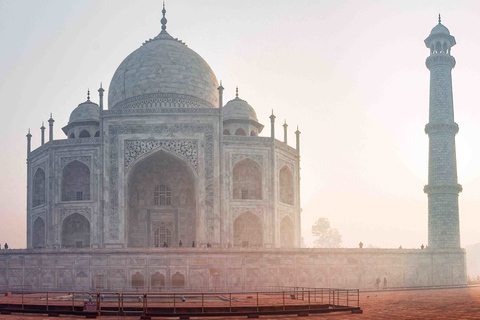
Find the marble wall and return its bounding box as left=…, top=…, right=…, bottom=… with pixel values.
left=0, top=248, right=466, bottom=291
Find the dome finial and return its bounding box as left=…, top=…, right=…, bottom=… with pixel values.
left=161, top=1, right=167, bottom=31
left=438, top=13, right=441, bottom=24
left=236, top=86, right=239, bottom=98
left=87, top=89, right=90, bottom=101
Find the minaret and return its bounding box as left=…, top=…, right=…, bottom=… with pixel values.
left=40, top=122, right=45, bottom=146
left=48, top=114, right=54, bottom=142
left=218, top=81, right=224, bottom=108
left=26, top=129, right=32, bottom=155
left=423, top=15, right=462, bottom=248
left=269, top=110, right=276, bottom=139
left=283, top=120, right=288, bottom=144
left=295, top=126, right=301, bottom=154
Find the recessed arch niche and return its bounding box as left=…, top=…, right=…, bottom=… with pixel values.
left=32, top=217, right=46, bottom=249
left=61, top=213, right=90, bottom=248
left=126, top=149, right=197, bottom=248
left=233, top=212, right=263, bottom=247
left=280, top=216, right=294, bottom=248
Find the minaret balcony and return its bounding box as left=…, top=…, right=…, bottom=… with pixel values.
left=426, top=54, right=455, bottom=69
left=424, top=122, right=459, bottom=135
left=424, top=184, right=462, bottom=195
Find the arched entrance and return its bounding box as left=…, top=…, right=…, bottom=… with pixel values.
left=62, top=160, right=90, bottom=201
left=233, top=212, right=263, bottom=247
left=61, top=213, right=90, bottom=248
left=127, top=149, right=197, bottom=248
left=280, top=216, right=294, bottom=248
left=32, top=217, right=46, bottom=249
left=32, top=169, right=46, bottom=207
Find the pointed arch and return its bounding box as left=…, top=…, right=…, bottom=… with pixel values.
left=61, top=160, right=90, bottom=201
left=32, top=168, right=46, bottom=207
left=279, top=166, right=294, bottom=205
left=280, top=216, right=294, bottom=248
left=234, top=128, right=246, bottom=136
left=233, top=159, right=262, bottom=200
left=61, top=213, right=90, bottom=248
left=126, top=148, right=197, bottom=248
left=223, top=129, right=231, bottom=135
left=69, top=133, right=75, bottom=139
left=94, top=131, right=100, bottom=137
left=32, top=217, right=46, bottom=249
left=79, top=130, right=90, bottom=138
left=172, top=272, right=185, bottom=288
left=233, top=212, right=263, bottom=247
left=131, top=272, right=145, bottom=288
left=150, top=272, right=165, bottom=289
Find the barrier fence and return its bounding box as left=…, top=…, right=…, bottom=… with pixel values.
left=0, top=287, right=362, bottom=318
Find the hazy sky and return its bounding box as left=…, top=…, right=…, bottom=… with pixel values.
left=1, top=0, right=480, bottom=249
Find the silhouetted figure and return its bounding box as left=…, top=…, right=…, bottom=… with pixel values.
left=383, top=277, right=387, bottom=289
left=179, top=240, right=183, bottom=247
left=163, top=242, right=168, bottom=248
left=375, top=277, right=380, bottom=289
left=398, top=245, right=402, bottom=249
left=192, top=241, right=195, bottom=248
left=359, top=241, right=363, bottom=249
left=421, top=244, right=425, bottom=249
left=4, top=243, right=8, bottom=250
left=181, top=295, right=186, bottom=302
left=206, top=242, right=212, bottom=248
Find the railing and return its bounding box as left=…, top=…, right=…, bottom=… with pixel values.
left=0, top=287, right=361, bottom=317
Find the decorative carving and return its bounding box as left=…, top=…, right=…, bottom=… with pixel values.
left=231, top=206, right=265, bottom=220
left=60, top=208, right=92, bottom=221
left=423, top=184, right=462, bottom=195
left=32, top=162, right=46, bottom=175
left=125, top=140, right=198, bottom=170
left=30, top=138, right=100, bottom=158
left=426, top=54, right=455, bottom=69
left=424, top=123, right=459, bottom=135
left=109, top=124, right=214, bottom=240
left=60, top=156, right=92, bottom=171
left=278, top=158, right=294, bottom=174
left=278, top=209, right=294, bottom=221
left=232, top=154, right=263, bottom=168
left=111, top=93, right=216, bottom=110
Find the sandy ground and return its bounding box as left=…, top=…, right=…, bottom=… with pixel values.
left=0, top=286, right=479, bottom=319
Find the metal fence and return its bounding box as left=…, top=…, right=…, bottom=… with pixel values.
left=0, top=287, right=361, bottom=318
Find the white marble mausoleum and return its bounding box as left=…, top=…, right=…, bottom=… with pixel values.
left=26, top=6, right=300, bottom=252
left=6, top=10, right=465, bottom=291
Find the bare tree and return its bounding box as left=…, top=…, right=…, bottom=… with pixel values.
left=312, top=218, right=342, bottom=248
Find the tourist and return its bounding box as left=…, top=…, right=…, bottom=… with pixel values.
left=163, top=242, right=168, bottom=248
left=4, top=243, right=8, bottom=250
left=375, top=277, right=380, bottom=289
left=206, top=242, right=212, bottom=248
left=179, top=240, right=183, bottom=247
left=192, top=241, right=195, bottom=248
left=359, top=241, right=363, bottom=249
left=383, top=277, right=387, bottom=289
left=421, top=244, right=424, bottom=249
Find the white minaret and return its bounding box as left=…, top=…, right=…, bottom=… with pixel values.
left=423, top=15, right=462, bottom=248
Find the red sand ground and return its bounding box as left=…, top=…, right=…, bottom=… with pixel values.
left=0, top=286, right=479, bottom=319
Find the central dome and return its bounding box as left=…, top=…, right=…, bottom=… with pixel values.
left=108, top=24, right=219, bottom=110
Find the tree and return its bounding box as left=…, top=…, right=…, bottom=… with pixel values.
left=311, top=218, right=342, bottom=248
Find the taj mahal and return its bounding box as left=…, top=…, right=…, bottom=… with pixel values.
left=25, top=5, right=300, bottom=251
left=0, top=9, right=466, bottom=291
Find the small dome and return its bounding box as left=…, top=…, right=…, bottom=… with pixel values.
left=430, top=23, right=450, bottom=35
left=69, top=100, right=100, bottom=124
left=223, top=97, right=258, bottom=121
